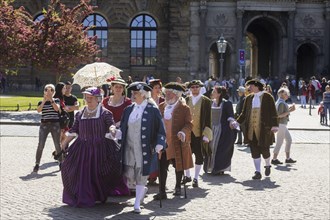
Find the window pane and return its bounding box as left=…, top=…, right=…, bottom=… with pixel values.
left=151, top=40, right=156, bottom=48
left=137, top=31, right=143, bottom=39
left=145, top=31, right=150, bottom=40
left=144, top=48, right=151, bottom=56
left=131, top=39, right=136, bottom=48
left=131, top=57, right=137, bottom=65
left=131, top=31, right=136, bottom=39
left=151, top=48, right=156, bottom=56
left=151, top=57, right=157, bottom=65
left=145, top=40, right=150, bottom=48
left=144, top=57, right=151, bottom=65
left=151, top=31, right=157, bottom=39
left=137, top=57, right=143, bottom=65
left=137, top=40, right=143, bottom=48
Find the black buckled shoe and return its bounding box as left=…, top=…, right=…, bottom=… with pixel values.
left=252, top=171, right=262, bottom=180
left=264, top=166, right=271, bottom=176
left=173, top=187, right=181, bottom=196
left=192, top=178, right=198, bottom=187
left=181, top=176, right=192, bottom=185
left=153, top=192, right=167, bottom=200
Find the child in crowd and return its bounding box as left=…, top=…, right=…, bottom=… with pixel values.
left=318, top=101, right=325, bottom=124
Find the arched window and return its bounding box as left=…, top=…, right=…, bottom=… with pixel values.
left=83, top=14, right=108, bottom=58
left=130, top=15, right=157, bottom=66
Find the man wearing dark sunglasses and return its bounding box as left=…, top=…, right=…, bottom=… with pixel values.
left=182, top=80, right=212, bottom=188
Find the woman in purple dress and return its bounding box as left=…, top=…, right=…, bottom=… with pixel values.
left=60, top=87, right=129, bottom=207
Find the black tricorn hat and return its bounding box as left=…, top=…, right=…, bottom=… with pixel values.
left=245, top=79, right=264, bottom=90
left=127, top=81, right=152, bottom=92
left=187, top=80, right=204, bottom=88
left=164, top=82, right=186, bottom=92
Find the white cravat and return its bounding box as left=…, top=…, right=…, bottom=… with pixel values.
left=128, top=100, right=148, bottom=123
left=164, top=100, right=179, bottom=120
left=252, top=91, right=265, bottom=108
left=191, top=94, right=202, bottom=106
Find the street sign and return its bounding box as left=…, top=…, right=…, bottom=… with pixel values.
left=239, top=49, right=245, bottom=65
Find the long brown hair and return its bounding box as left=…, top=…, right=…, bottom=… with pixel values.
left=213, top=85, right=227, bottom=107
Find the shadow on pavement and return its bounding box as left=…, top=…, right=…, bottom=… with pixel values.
left=236, top=145, right=251, bottom=154
left=234, top=178, right=281, bottom=191
left=19, top=162, right=59, bottom=181
left=201, top=173, right=237, bottom=186
left=47, top=202, right=127, bottom=220
left=274, top=164, right=297, bottom=172
left=143, top=187, right=208, bottom=219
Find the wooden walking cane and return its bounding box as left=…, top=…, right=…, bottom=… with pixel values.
left=158, top=151, right=162, bottom=208
left=179, top=142, right=187, bottom=199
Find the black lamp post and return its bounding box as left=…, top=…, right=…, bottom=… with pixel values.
left=216, top=34, right=227, bottom=82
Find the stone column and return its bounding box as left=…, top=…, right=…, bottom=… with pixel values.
left=287, top=11, right=295, bottom=75
left=325, top=10, right=330, bottom=74
left=236, top=9, right=244, bottom=79
left=198, top=1, right=208, bottom=79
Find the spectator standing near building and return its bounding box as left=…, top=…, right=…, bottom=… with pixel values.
left=33, top=84, right=62, bottom=173
left=183, top=80, right=212, bottom=187
left=298, top=80, right=308, bottom=108
left=271, top=88, right=296, bottom=165
left=63, top=81, right=79, bottom=128
left=318, top=102, right=326, bottom=124
left=311, top=76, right=322, bottom=104
left=236, top=79, right=278, bottom=180
left=322, top=85, right=330, bottom=125
left=307, top=80, right=316, bottom=108
left=235, top=86, right=246, bottom=145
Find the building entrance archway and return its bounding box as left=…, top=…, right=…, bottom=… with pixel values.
left=245, top=16, right=283, bottom=79
left=296, top=43, right=318, bottom=81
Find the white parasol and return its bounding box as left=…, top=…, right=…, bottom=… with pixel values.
left=72, top=62, right=122, bottom=88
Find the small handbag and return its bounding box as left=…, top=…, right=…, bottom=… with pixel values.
left=59, top=109, right=70, bottom=129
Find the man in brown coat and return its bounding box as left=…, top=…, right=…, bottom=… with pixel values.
left=154, top=82, right=194, bottom=200
left=237, top=79, right=279, bottom=180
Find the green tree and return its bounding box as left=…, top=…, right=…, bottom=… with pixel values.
left=31, top=0, right=99, bottom=81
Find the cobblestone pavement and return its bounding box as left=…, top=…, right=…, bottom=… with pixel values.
left=0, top=126, right=329, bottom=220
left=1, top=105, right=329, bottom=220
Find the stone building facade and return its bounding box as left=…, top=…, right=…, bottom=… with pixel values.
left=12, top=0, right=330, bottom=88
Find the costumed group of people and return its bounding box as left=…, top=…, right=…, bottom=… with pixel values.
left=33, top=76, right=298, bottom=213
